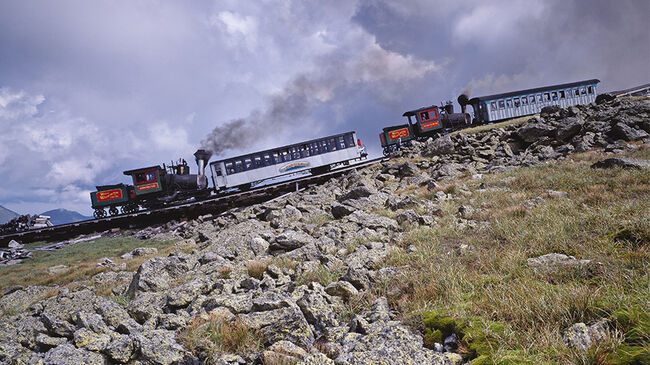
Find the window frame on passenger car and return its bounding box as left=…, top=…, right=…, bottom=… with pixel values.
left=498, top=100, right=505, bottom=109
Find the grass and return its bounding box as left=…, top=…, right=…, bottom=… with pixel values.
left=450, top=114, right=535, bottom=136
left=297, top=263, right=344, bottom=287
left=0, top=236, right=177, bottom=293
left=179, top=312, right=262, bottom=363
left=380, top=147, right=650, bottom=363
left=246, top=260, right=268, bottom=280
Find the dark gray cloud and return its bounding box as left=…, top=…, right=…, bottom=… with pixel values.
left=0, top=0, right=647, bottom=215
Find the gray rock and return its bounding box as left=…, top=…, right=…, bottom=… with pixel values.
left=396, top=210, right=419, bottom=225
left=104, top=334, right=134, bottom=363
left=457, top=205, right=474, bottom=219
left=425, top=135, right=455, bottom=156
left=240, top=305, right=314, bottom=348
left=325, top=281, right=359, bottom=300
left=167, top=278, right=209, bottom=307
left=516, top=123, right=556, bottom=142
left=563, top=320, right=608, bottom=351
left=127, top=292, right=166, bottom=323
left=397, top=161, right=420, bottom=177
left=527, top=253, right=591, bottom=269
left=297, top=284, right=342, bottom=335
left=331, top=203, right=355, bottom=219
left=43, top=343, right=105, bottom=365
left=611, top=122, right=649, bottom=141
left=127, top=255, right=197, bottom=295
left=120, top=247, right=158, bottom=260
left=73, top=311, right=111, bottom=334
left=262, top=340, right=308, bottom=364
left=591, top=158, right=650, bottom=170
left=36, top=333, right=68, bottom=349
left=297, top=352, right=335, bottom=364
left=132, top=329, right=190, bottom=365
left=8, top=240, right=23, bottom=249
left=338, top=186, right=375, bottom=202
left=272, top=230, right=315, bottom=251
left=556, top=117, right=584, bottom=141
left=335, top=320, right=463, bottom=365
left=73, top=328, right=111, bottom=352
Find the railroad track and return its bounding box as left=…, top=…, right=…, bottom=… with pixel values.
left=0, top=157, right=386, bottom=246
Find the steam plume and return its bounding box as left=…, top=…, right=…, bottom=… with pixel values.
left=201, top=43, right=440, bottom=156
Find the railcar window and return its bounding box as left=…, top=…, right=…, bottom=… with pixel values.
left=344, top=134, right=354, bottom=148
left=587, top=86, right=594, bottom=94
left=300, top=144, right=309, bottom=157
left=321, top=140, right=329, bottom=152
left=528, top=95, right=535, bottom=104
left=490, top=101, right=497, bottom=110
left=328, top=138, right=338, bottom=151
left=243, top=158, right=252, bottom=170
left=498, top=100, right=505, bottom=109
left=506, top=99, right=512, bottom=108
left=543, top=93, right=550, bottom=101
left=536, top=94, right=542, bottom=102
left=253, top=156, right=262, bottom=168
left=135, top=173, right=146, bottom=183
left=521, top=96, right=528, bottom=105
left=225, top=162, right=235, bottom=174
left=574, top=88, right=580, bottom=96
left=559, top=91, right=565, bottom=99
left=514, top=98, right=520, bottom=107
left=552, top=92, right=558, bottom=101
left=580, top=87, right=586, bottom=95
left=263, top=154, right=272, bottom=166
left=272, top=152, right=280, bottom=164
left=234, top=161, right=243, bottom=173
left=419, top=111, right=429, bottom=121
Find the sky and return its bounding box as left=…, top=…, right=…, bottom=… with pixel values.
left=0, top=0, right=648, bottom=215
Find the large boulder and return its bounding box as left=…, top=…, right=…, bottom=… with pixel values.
left=516, top=123, right=556, bottom=142
left=424, top=135, right=455, bottom=156
left=240, top=305, right=314, bottom=348
left=132, top=329, right=191, bottom=365
left=271, top=230, right=315, bottom=251
left=556, top=117, right=584, bottom=141
left=127, top=255, right=198, bottom=296
left=611, top=122, right=649, bottom=141
left=563, top=320, right=608, bottom=351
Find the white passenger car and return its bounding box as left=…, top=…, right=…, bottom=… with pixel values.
left=209, top=131, right=366, bottom=190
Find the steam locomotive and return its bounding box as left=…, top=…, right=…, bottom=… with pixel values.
left=380, top=79, right=600, bottom=155
left=90, top=132, right=367, bottom=218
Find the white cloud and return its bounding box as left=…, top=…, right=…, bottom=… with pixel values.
left=210, top=11, right=259, bottom=50
left=0, top=87, right=44, bottom=119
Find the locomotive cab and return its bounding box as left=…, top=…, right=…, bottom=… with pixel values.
left=403, top=105, right=443, bottom=137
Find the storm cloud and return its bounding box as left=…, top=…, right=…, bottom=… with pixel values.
left=0, top=0, right=647, bottom=215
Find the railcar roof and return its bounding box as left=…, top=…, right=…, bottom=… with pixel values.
left=123, top=165, right=162, bottom=175
left=211, top=131, right=357, bottom=164
left=402, top=105, right=438, bottom=117
left=472, top=79, right=600, bottom=102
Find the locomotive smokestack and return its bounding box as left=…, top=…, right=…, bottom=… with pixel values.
left=193, top=149, right=212, bottom=177
left=458, top=93, right=469, bottom=115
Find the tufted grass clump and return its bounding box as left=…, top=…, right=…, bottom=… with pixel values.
left=179, top=313, right=262, bottom=362
left=246, top=260, right=268, bottom=280
left=297, top=264, right=343, bottom=287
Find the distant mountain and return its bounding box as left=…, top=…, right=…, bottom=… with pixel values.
left=0, top=205, right=20, bottom=224
left=40, top=209, right=92, bottom=225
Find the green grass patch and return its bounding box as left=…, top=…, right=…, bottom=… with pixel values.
left=0, top=237, right=176, bottom=291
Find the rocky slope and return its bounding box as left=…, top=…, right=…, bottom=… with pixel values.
left=0, top=97, right=648, bottom=364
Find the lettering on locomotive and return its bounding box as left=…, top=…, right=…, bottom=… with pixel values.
left=136, top=183, right=160, bottom=192
left=388, top=128, right=410, bottom=140
left=421, top=120, right=441, bottom=129
left=279, top=161, right=310, bottom=173
left=97, top=189, right=123, bottom=201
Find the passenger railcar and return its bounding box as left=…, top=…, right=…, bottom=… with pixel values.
left=460, top=79, right=600, bottom=124
left=210, top=131, right=367, bottom=190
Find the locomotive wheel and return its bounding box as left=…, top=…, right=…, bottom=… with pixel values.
left=93, top=209, right=106, bottom=219
left=109, top=206, right=119, bottom=216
